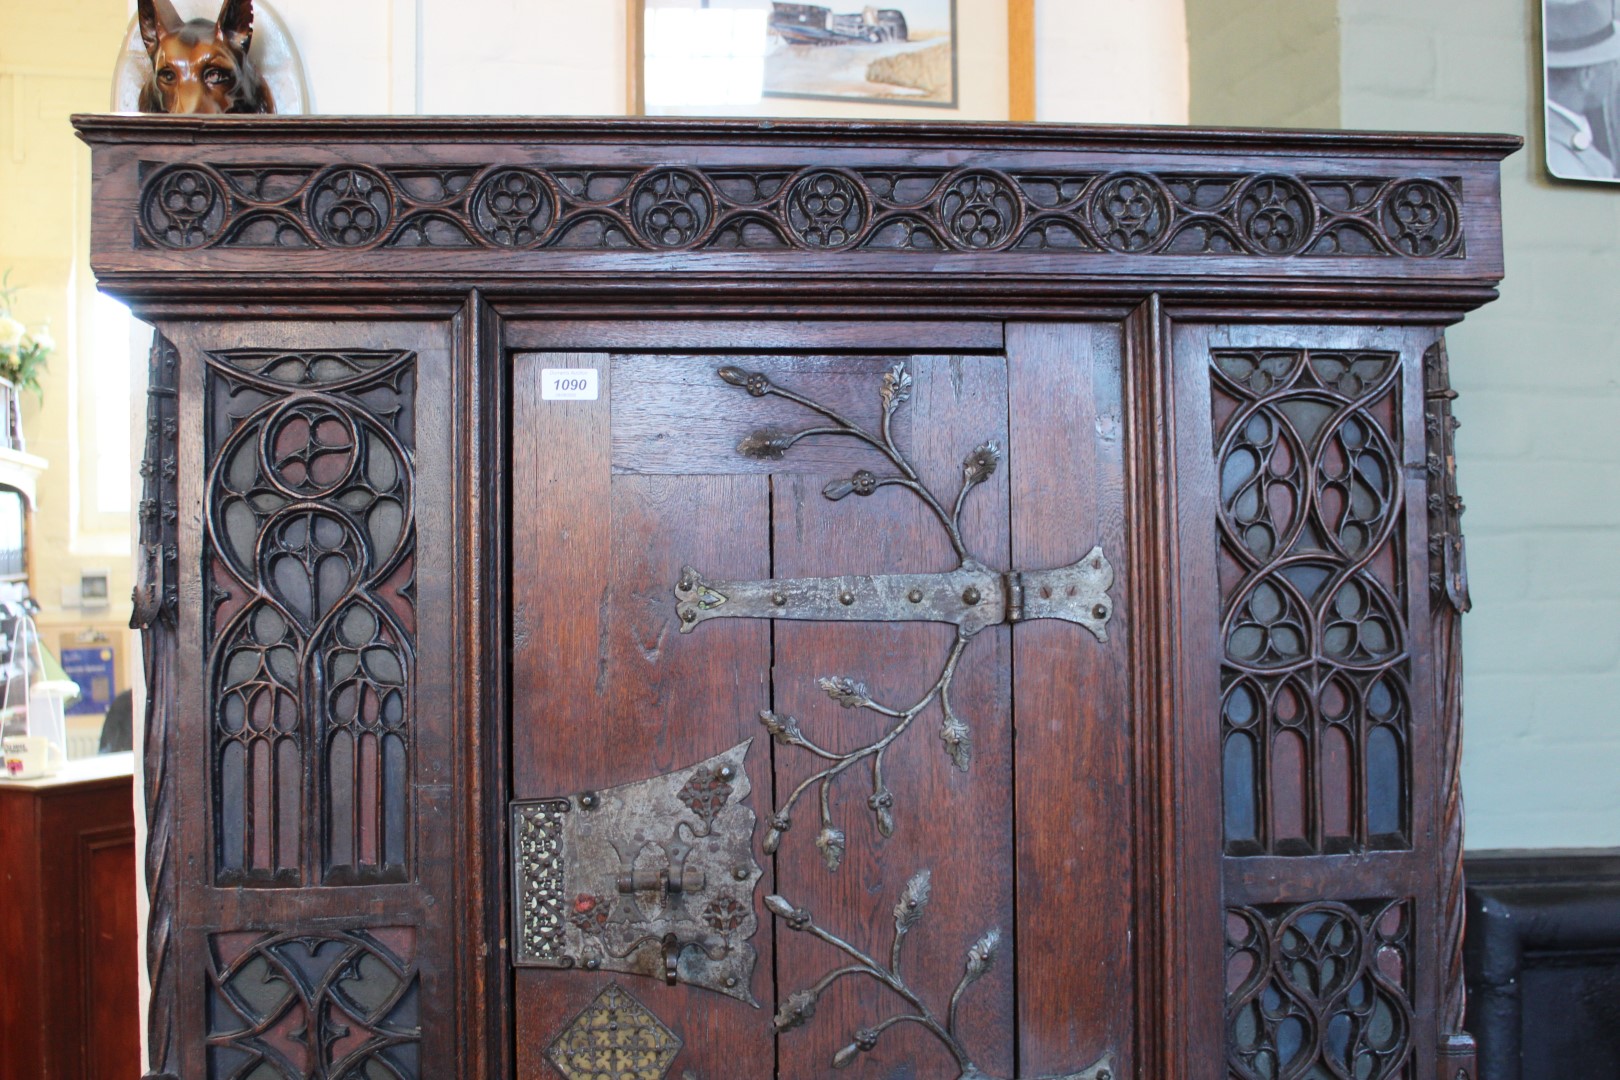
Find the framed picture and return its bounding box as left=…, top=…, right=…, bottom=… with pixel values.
left=761, top=0, right=956, bottom=107
left=632, top=0, right=1012, bottom=120
left=1542, top=0, right=1620, bottom=182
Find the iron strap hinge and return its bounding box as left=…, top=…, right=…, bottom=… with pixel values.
left=676, top=546, right=1114, bottom=642
left=1004, top=569, right=1025, bottom=623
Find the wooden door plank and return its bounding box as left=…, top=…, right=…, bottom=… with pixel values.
left=511, top=351, right=613, bottom=803
left=511, top=350, right=611, bottom=1080
left=611, top=353, right=916, bottom=477
left=1007, top=322, right=1134, bottom=1076
left=507, top=319, right=1004, bottom=353
left=511, top=352, right=776, bottom=1078
left=767, top=354, right=1015, bottom=1080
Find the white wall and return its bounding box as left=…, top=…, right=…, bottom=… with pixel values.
left=1035, top=0, right=1188, bottom=124
left=263, top=0, right=1189, bottom=122
left=256, top=0, right=626, bottom=114
left=1340, top=0, right=1620, bottom=849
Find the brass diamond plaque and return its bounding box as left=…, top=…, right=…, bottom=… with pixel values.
left=547, top=983, right=682, bottom=1080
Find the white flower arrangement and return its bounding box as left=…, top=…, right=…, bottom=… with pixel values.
left=0, top=272, right=52, bottom=399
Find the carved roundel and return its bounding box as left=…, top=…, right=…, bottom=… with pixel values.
left=1235, top=175, right=1315, bottom=255
left=1380, top=179, right=1457, bottom=256
left=1090, top=172, right=1171, bottom=253
left=785, top=170, right=868, bottom=249
left=471, top=167, right=556, bottom=248
left=937, top=170, right=1021, bottom=250
left=306, top=166, right=393, bottom=247
left=141, top=166, right=228, bottom=249
left=630, top=168, right=714, bottom=248
left=261, top=398, right=362, bottom=498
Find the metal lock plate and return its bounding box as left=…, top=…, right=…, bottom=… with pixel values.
left=510, top=740, right=762, bottom=1004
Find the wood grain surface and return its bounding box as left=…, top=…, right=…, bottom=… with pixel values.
left=1006, top=322, right=1134, bottom=1077
left=512, top=351, right=776, bottom=1078
left=768, top=353, right=1015, bottom=1079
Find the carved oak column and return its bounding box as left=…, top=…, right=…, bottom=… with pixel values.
left=1426, top=339, right=1476, bottom=1080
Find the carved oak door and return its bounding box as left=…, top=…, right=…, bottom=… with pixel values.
left=509, top=322, right=1132, bottom=1080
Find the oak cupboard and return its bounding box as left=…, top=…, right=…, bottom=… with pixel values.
left=76, top=115, right=1516, bottom=1080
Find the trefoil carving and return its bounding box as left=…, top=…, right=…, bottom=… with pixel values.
left=1211, top=347, right=1413, bottom=857
left=205, top=926, right=421, bottom=1079
left=1225, top=899, right=1414, bottom=1080
left=204, top=348, right=417, bottom=886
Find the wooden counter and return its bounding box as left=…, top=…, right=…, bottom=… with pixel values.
left=0, top=752, right=139, bottom=1078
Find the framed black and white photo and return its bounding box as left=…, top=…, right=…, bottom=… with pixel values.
left=1543, top=0, right=1620, bottom=182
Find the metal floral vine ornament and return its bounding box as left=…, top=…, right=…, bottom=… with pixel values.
left=768, top=870, right=1114, bottom=1080
left=674, top=362, right=1115, bottom=869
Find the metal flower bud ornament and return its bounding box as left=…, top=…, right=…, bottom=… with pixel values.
left=765, top=871, right=1115, bottom=1080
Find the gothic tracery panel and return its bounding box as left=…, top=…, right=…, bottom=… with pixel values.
left=206, top=927, right=421, bottom=1079
left=1225, top=899, right=1414, bottom=1080
left=205, top=348, right=417, bottom=885
left=1212, top=348, right=1411, bottom=856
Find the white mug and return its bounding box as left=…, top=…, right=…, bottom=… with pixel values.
left=2, top=735, right=64, bottom=780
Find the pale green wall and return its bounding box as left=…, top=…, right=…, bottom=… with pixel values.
left=1340, top=0, right=1620, bottom=849
left=1186, top=0, right=1340, bottom=127
left=1187, top=0, right=1620, bottom=848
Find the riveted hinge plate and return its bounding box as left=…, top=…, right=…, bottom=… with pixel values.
left=677, top=548, right=1114, bottom=641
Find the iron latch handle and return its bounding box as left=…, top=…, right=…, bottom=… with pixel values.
left=661, top=934, right=681, bottom=986
left=617, top=867, right=707, bottom=896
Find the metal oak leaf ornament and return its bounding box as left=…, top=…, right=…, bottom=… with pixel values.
left=675, top=362, right=1116, bottom=870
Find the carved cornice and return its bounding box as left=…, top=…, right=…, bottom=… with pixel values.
left=78, top=117, right=1518, bottom=309
left=72, top=114, right=1527, bottom=158
left=135, top=160, right=1466, bottom=260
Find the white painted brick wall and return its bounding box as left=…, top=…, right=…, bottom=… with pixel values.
left=1341, top=0, right=1620, bottom=848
